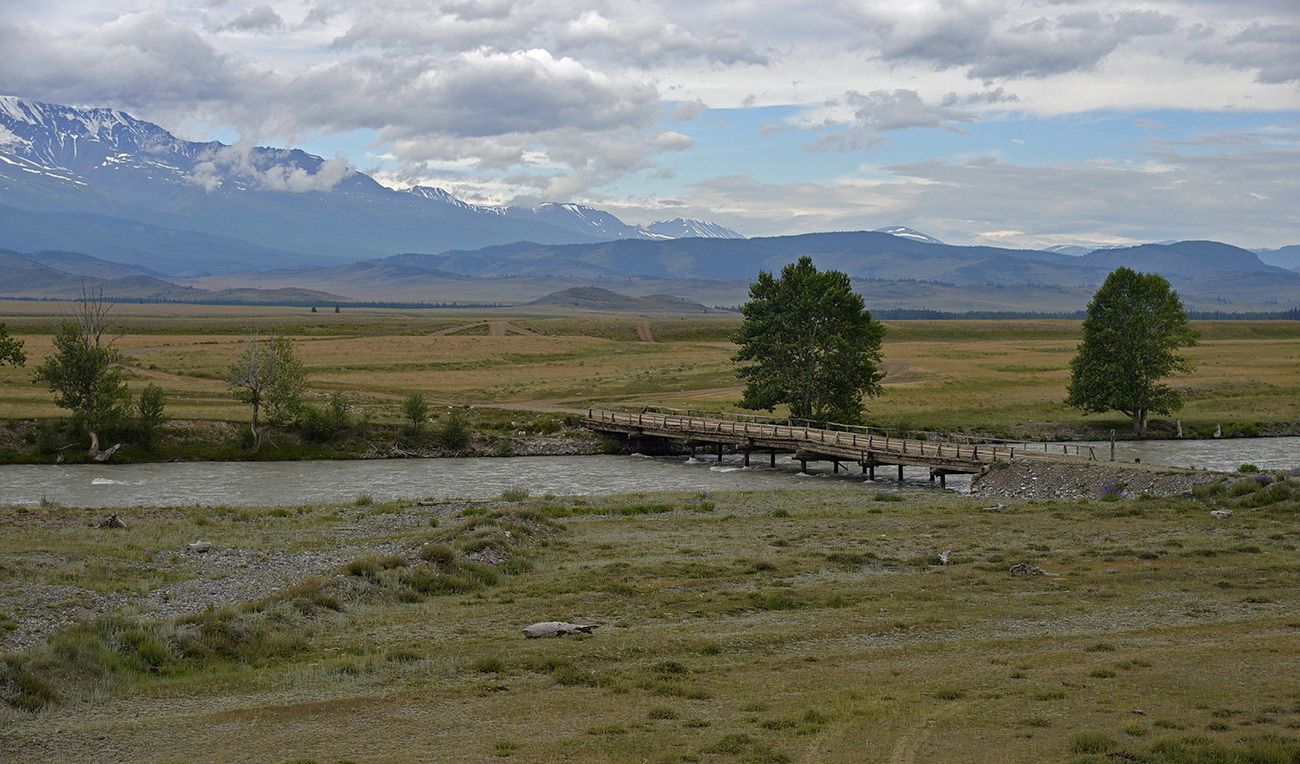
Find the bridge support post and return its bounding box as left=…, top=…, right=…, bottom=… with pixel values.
left=770, top=450, right=776, bottom=468
left=799, top=459, right=808, bottom=474
left=929, top=469, right=935, bottom=483
left=717, top=443, right=723, bottom=463
left=690, top=445, right=696, bottom=460
left=868, top=464, right=875, bottom=480
left=833, top=460, right=840, bottom=474
left=898, top=464, right=904, bottom=482
left=940, top=473, right=947, bottom=489
left=743, top=450, right=751, bottom=467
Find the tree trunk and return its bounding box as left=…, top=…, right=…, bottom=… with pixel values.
left=88, top=429, right=100, bottom=454
left=250, top=402, right=262, bottom=450
left=1133, top=408, right=1148, bottom=438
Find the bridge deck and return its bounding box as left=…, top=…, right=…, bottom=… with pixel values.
left=582, top=409, right=1098, bottom=475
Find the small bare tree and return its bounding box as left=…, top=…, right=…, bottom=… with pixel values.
left=226, top=332, right=306, bottom=449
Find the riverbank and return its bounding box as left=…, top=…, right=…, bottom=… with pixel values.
left=971, top=461, right=1226, bottom=501
left=4, top=411, right=1299, bottom=467
left=0, top=413, right=608, bottom=465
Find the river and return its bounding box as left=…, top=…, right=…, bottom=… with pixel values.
left=5, top=437, right=1298, bottom=509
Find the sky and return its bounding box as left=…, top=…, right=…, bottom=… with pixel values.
left=1, top=0, right=1298, bottom=249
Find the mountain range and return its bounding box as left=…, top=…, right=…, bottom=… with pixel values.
left=0, top=96, right=1297, bottom=313
left=0, top=96, right=739, bottom=276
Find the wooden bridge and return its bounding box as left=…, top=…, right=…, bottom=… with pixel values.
left=582, top=408, right=1100, bottom=487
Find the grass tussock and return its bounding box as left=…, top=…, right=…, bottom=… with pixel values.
left=0, top=508, right=560, bottom=712
left=1191, top=471, right=1299, bottom=512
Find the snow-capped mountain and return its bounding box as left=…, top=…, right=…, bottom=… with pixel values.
left=402, top=188, right=743, bottom=241
left=872, top=226, right=944, bottom=245
left=501, top=202, right=659, bottom=240
left=645, top=218, right=744, bottom=239
left=1041, top=245, right=1093, bottom=257
left=0, top=96, right=739, bottom=275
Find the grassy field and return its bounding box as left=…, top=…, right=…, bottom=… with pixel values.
left=3, top=300, right=1300, bottom=761
left=2, top=301, right=1298, bottom=439
left=1, top=481, right=1298, bottom=762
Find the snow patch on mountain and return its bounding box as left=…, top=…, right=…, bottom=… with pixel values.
left=404, top=187, right=742, bottom=241
left=873, top=226, right=944, bottom=245
left=645, top=218, right=743, bottom=239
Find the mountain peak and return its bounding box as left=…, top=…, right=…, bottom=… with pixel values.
left=644, top=218, right=744, bottom=239
left=873, top=226, right=944, bottom=245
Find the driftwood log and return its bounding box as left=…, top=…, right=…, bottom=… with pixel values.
left=187, top=541, right=214, bottom=554
left=522, top=622, right=598, bottom=639
left=91, top=444, right=123, bottom=462
left=97, top=513, right=127, bottom=529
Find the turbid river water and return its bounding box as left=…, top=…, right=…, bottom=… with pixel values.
left=2, top=437, right=1297, bottom=509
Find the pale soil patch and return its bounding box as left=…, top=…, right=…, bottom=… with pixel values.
left=973, top=461, right=1224, bottom=501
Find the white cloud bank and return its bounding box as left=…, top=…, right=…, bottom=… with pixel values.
left=1, top=0, right=1297, bottom=244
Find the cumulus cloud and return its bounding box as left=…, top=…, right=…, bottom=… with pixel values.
left=1188, top=23, right=1300, bottom=83
left=557, top=8, right=768, bottom=67
left=651, top=131, right=694, bottom=151
left=805, top=90, right=979, bottom=152
left=839, top=1, right=1177, bottom=79
left=188, top=142, right=355, bottom=192
left=671, top=100, right=708, bottom=122
left=324, top=0, right=766, bottom=67
left=3, top=0, right=1297, bottom=227
left=211, top=5, right=284, bottom=35
left=0, top=12, right=250, bottom=114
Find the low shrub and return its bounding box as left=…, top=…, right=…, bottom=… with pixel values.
left=1069, top=731, right=1116, bottom=754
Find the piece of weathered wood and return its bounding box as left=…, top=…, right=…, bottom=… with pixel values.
left=522, top=621, right=598, bottom=639
left=91, top=443, right=123, bottom=462
left=97, top=513, right=127, bottom=529
left=187, top=541, right=214, bottom=554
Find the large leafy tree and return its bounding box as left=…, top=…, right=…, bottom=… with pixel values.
left=226, top=333, right=307, bottom=449
left=33, top=288, right=129, bottom=454
left=732, top=256, right=886, bottom=424
left=1066, top=267, right=1198, bottom=437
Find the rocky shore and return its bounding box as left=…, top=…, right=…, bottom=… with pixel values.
left=0, top=500, right=495, bottom=652
left=971, top=460, right=1225, bottom=501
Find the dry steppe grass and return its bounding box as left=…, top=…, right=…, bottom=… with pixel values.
left=2, top=483, right=1298, bottom=762
left=1, top=301, right=1298, bottom=437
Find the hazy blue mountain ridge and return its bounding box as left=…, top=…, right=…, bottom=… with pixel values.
left=0, top=96, right=737, bottom=275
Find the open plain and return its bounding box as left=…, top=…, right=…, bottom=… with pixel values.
left=1, top=300, right=1299, bottom=762
left=1, top=300, right=1298, bottom=440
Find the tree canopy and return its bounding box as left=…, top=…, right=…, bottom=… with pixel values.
left=1066, top=267, right=1198, bottom=437
left=732, top=256, right=886, bottom=424
left=226, top=333, right=307, bottom=449
left=33, top=291, right=128, bottom=454
left=0, top=323, right=24, bottom=367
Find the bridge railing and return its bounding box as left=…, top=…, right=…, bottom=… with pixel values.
left=585, top=406, right=1097, bottom=461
